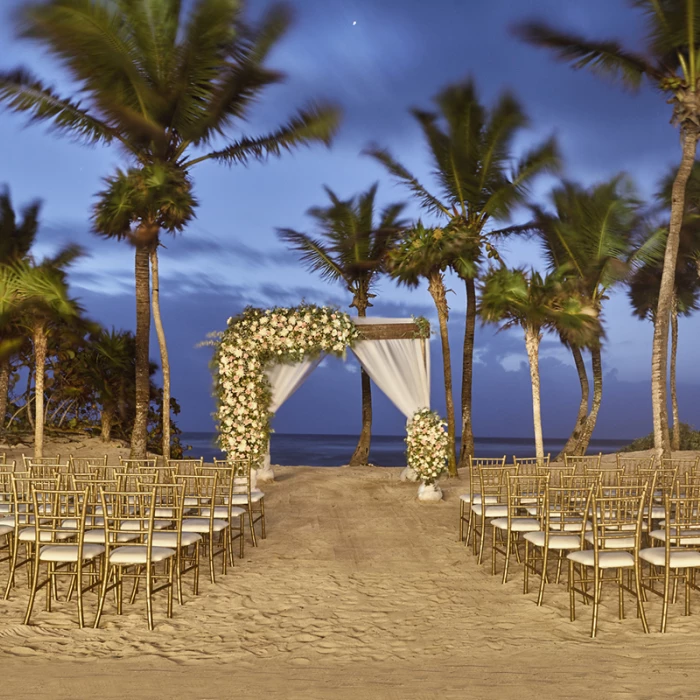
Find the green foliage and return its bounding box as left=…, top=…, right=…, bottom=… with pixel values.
left=622, top=423, right=700, bottom=452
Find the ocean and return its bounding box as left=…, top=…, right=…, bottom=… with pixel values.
left=180, top=432, right=632, bottom=466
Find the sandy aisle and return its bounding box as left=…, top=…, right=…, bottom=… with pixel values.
left=1, top=459, right=700, bottom=698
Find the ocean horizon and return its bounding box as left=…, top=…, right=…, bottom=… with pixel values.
left=180, top=432, right=633, bottom=466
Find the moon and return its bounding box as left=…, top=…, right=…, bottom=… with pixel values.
left=352, top=20, right=357, bottom=25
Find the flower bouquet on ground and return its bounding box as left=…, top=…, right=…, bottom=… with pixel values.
left=405, top=409, right=449, bottom=501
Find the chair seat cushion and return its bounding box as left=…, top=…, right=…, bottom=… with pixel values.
left=149, top=531, right=202, bottom=548
left=19, top=528, right=74, bottom=543
left=228, top=490, right=264, bottom=505
left=181, top=518, right=229, bottom=533
left=62, top=517, right=105, bottom=529
left=0, top=524, right=12, bottom=537
left=650, top=529, right=700, bottom=545
left=40, top=544, right=105, bottom=562
left=471, top=504, right=507, bottom=517
left=120, top=519, right=172, bottom=531
left=639, top=547, right=700, bottom=568
left=109, top=545, right=176, bottom=564
left=83, top=529, right=139, bottom=544
left=585, top=532, right=635, bottom=549
left=459, top=494, right=497, bottom=505
left=524, top=531, right=582, bottom=550
left=0, top=515, right=35, bottom=527
left=491, top=517, right=540, bottom=532
left=183, top=496, right=210, bottom=507
left=201, top=506, right=245, bottom=519
left=567, top=549, right=634, bottom=568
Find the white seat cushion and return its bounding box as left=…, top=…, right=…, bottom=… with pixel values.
left=459, top=494, right=497, bottom=505
left=491, top=517, right=540, bottom=532
left=585, top=532, right=635, bottom=549
left=181, top=518, right=229, bottom=533
left=0, top=515, right=35, bottom=527
left=19, top=528, right=74, bottom=543
left=62, top=517, right=105, bottom=529
left=84, top=529, right=139, bottom=544
left=639, top=547, right=700, bottom=568
left=0, top=524, right=12, bottom=537
left=201, top=506, right=245, bottom=519
left=40, top=544, right=104, bottom=562
left=567, top=550, right=634, bottom=569
left=524, top=531, right=582, bottom=550
left=109, top=545, right=176, bottom=564
left=228, top=490, right=264, bottom=505
left=471, top=504, right=508, bottom=517
left=120, top=519, right=172, bottom=531
left=650, top=529, right=700, bottom=545
left=149, top=531, right=202, bottom=548
left=183, top=496, right=210, bottom=507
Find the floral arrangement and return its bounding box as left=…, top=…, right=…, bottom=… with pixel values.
left=213, top=304, right=358, bottom=459
left=406, top=409, right=449, bottom=484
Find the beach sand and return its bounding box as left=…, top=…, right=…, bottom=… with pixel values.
left=1, top=441, right=699, bottom=698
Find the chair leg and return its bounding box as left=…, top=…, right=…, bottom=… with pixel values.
left=167, top=558, right=174, bottom=619
left=145, top=565, right=154, bottom=631
left=248, top=505, right=257, bottom=547
left=634, top=560, right=649, bottom=634
left=23, top=553, right=41, bottom=625
left=193, top=541, right=200, bottom=596
left=477, top=515, right=487, bottom=565
left=569, top=559, right=576, bottom=622
left=93, top=562, right=111, bottom=629
left=76, top=563, right=85, bottom=629
left=4, top=536, right=19, bottom=600
left=537, top=546, right=550, bottom=606
left=260, top=499, right=266, bottom=539
left=208, top=535, right=216, bottom=584
left=591, top=567, right=601, bottom=638
left=661, top=562, right=671, bottom=633
left=459, top=500, right=464, bottom=542
left=239, top=516, right=245, bottom=559
left=176, top=550, right=184, bottom=606
left=502, top=531, right=513, bottom=585
left=523, top=540, right=530, bottom=595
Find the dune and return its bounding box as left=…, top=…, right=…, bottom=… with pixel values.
left=1, top=439, right=699, bottom=698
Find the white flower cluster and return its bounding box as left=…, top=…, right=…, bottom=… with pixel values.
left=405, top=409, right=449, bottom=484
left=215, top=305, right=358, bottom=459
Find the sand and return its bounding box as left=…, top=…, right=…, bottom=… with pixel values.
left=0, top=440, right=699, bottom=698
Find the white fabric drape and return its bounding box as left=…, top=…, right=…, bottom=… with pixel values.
left=259, top=357, right=322, bottom=480
left=351, top=338, right=430, bottom=419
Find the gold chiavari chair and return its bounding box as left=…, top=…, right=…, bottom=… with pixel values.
left=662, top=457, right=700, bottom=479
left=536, top=464, right=575, bottom=487
left=197, top=464, right=246, bottom=561
left=561, top=473, right=601, bottom=490
left=564, top=453, right=602, bottom=473
left=584, top=464, right=623, bottom=488
left=215, top=458, right=266, bottom=546
left=119, top=458, right=157, bottom=470
left=567, top=485, right=649, bottom=638
left=23, top=487, right=105, bottom=628
left=69, top=455, right=107, bottom=472
left=459, top=455, right=507, bottom=544
left=94, top=488, right=176, bottom=631
left=87, top=463, right=121, bottom=481
left=641, top=483, right=700, bottom=632
left=137, top=482, right=200, bottom=605
left=490, top=474, right=548, bottom=583
left=472, top=465, right=514, bottom=563
left=0, top=469, right=14, bottom=580
left=524, top=483, right=594, bottom=605
left=167, top=458, right=203, bottom=476
left=513, top=455, right=551, bottom=475
left=23, top=455, right=61, bottom=468
left=174, top=473, right=230, bottom=584
left=616, top=455, right=655, bottom=474
left=139, top=464, right=177, bottom=485
left=3, top=475, right=60, bottom=599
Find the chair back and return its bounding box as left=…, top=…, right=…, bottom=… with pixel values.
left=585, top=465, right=623, bottom=488
left=589, top=486, right=647, bottom=554
left=174, top=473, right=218, bottom=526
left=30, top=487, right=89, bottom=548
left=468, top=456, right=507, bottom=500
left=167, top=458, right=203, bottom=476
left=542, top=484, right=593, bottom=547
left=513, top=455, right=550, bottom=474
left=561, top=473, right=600, bottom=490
left=478, top=465, right=513, bottom=505
left=138, top=481, right=184, bottom=524
left=506, top=474, right=548, bottom=523
left=616, top=455, right=655, bottom=474
left=662, top=457, right=700, bottom=478
left=564, top=453, right=602, bottom=472
left=70, top=455, right=108, bottom=471
left=100, top=487, right=157, bottom=551
left=139, top=465, right=177, bottom=484
left=23, top=455, right=61, bottom=468
left=10, top=475, right=60, bottom=527
left=537, top=465, right=575, bottom=486
left=119, top=458, right=157, bottom=470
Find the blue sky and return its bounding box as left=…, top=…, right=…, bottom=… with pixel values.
left=0, top=0, right=697, bottom=439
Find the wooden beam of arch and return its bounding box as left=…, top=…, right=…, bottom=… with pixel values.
left=353, top=320, right=427, bottom=341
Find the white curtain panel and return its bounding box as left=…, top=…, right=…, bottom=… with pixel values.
left=261, top=357, right=322, bottom=473
left=351, top=338, right=430, bottom=419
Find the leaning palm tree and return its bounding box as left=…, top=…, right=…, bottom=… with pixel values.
left=515, top=0, right=700, bottom=455
left=0, top=0, right=341, bottom=458
left=531, top=176, right=642, bottom=455
left=1, top=246, right=82, bottom=457
left=278, top=184, right=407, bottom=465
left=479, top=268, right=601, bottom=461
left=387, top=222, right=471, bottom=475
left=0, top=187, right=40, bottom=434
left=365, top=78, right=560, bottom=466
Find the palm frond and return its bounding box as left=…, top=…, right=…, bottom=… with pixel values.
left=276, top=228, right=345, bottom=284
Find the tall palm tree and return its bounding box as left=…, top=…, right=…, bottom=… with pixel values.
left=1, top=246, right=82, bottom=457
left=0, top=187, right=40, bottom=434
left=365, top=79, right=560, bottom=467
left=479, top=268, right=600, bottom=461
left=0, top=0, right=341, bottom=458
left=515, top=0, right=700, bottom=456
left=531, top=177, right=641, bottom=455
left=387, top=222, right=471, bottom=475
left=278, top=184, right=407, bottom=466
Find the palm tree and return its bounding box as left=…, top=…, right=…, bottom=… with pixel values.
left=479, top=268, right=600, bottom=461
left=365, top=79, right=560, bottom=467
left=0, top=246, right=82, bottom=457
left=0, top=187, right=40, bottom=434
left=278, top=184, right=407, bottom=465
left=515, top=1, right=700, bottom=455
left=0, top=0, right=341, bottom=458
left=531, top=177, right=641, bottom=455
left=387, top=222, right=471, bottom=475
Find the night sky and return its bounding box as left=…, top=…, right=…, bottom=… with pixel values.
left=0, top=0, right=696, bottom=439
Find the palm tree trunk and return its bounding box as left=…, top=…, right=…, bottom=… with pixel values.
left=671, top=293, right=680, bottom=451
left=25, top=362, right=34, bottom=431
left=524, top=325, right=544, bottom=462
left=0, top=357, right=10, bottom=437
left=350, top=300, right=372, bottom=466
left=32, top=323, right=46, bottom=459
left=428, top=271, right=457, bottom=475
left=556, top=345, right=589, bottom=461
left=101, top=406, right=113, bottom=443
left=651, top=128, right=699, bottom=457
left=575, top=345, right=603, bottom=455
left=458, top=277, right=476, bottom=467
left=150, top=243, right=170, bottom=460
left=130, top=243, right=151, bottom=459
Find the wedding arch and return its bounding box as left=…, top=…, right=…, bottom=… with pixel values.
left=212, top=304, right=449, bottom=492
